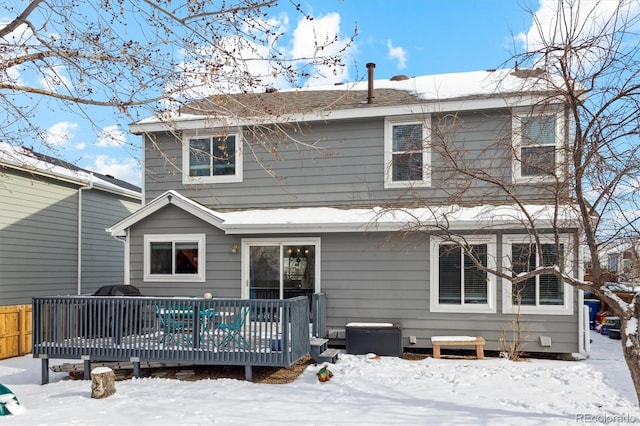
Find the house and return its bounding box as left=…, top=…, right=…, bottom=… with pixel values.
left=0, top=144, right=141, bottom=306
left=109, top=65, right=586, bottom=356
left=604, top=240, right=640, bottom=286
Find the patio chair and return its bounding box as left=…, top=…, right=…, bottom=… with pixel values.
left=156, top=305, right=196, bottom=345
left=217, top=306, right=250, bottom=350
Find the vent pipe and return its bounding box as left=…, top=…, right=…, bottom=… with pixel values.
left=366, top=62, right=375, bottom=104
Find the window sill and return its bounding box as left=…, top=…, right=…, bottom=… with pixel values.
left=430, top=303, right=496, bottom=314
left=512, top=174, right=559, bottom=184
left=503, top=304, right=573, bottom=316
left=183, top=175, right=242, bottom=184
left=384, top=180, right=431, bottom=189
left=144, top=274, right=206, bottom=283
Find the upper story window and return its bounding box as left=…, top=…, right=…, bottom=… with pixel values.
left=144, top=234, right=206, bottom=282
left=502, top=235, right=574, bottom=315
left=512, top=109, right=564, bottom=182
left=430, top=236, right=497, bottom=313
left=384, top=117, right=431, bottom=188
left=182, top=133, right=243, bottom=184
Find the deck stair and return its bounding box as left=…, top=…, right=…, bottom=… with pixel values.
left=310, top=337, right=340, bottom=364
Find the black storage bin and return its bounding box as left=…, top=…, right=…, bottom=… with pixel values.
left=346, top=323, right=403, bottom=357
left=608, top=328, right=621, bottom=339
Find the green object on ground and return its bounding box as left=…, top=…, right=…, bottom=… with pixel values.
left=0, top=383, right=20, bottom=416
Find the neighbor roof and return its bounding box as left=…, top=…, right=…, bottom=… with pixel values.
left=0, top=143, right=141, bottom=198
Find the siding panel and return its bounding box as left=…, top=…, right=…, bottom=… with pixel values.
left=0, top=168, right=140, bottom=305
left=144, top=111, right=558, bottom=209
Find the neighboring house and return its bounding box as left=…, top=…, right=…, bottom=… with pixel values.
left=604, top=240, right=640, bottom=286
left=0, top=144, right=141, bottom=306
left=109, top=65, right=586, bottom=355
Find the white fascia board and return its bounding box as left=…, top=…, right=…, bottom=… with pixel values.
left=219, top=204, right=581, bottom=235
left=108, top=190, right=225, bottom=237
left=1, top=158, right=140, bottom=200
left=221, top=219, right=579, bottom=235
left=129, top=94, right=556, bottom=134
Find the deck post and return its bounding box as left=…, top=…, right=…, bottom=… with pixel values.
left=131, top=357, right=141, bottom=378
left=40, top=356, right=49, bottom=385
left=82, top=355, right=91, bottom=380
left=244, top=365, right=252, bottom=382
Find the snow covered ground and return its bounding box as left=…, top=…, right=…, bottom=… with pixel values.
left=0, top=331, right=638, bottom=425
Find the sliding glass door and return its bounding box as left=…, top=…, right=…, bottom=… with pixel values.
left=242, top=239, right=319, bottom=304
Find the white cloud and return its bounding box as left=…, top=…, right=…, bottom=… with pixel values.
left=0, top=21, right=33, bottom=85
left=165, top=10, right=354, bottom=100
left=386, top=39, right=407, bottom=70
left=290, top=12, right=353, bottom=85
left=89, top=155, right=141, bottom=187
left=45, top=121, right=78, bottom=146
left=517, top=0, right=640, bottom=57
left=96, top=125, right=126, bottom=148
left=38, top=66, right=71, bottom=92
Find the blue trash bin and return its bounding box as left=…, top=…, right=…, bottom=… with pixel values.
left=584, top=299, right=601, bottom=330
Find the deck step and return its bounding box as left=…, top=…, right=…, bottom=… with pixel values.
left=316, top=348, right=340, bottom=364
left=310, top=338, right=329, bottom=347
left=310, top=338, right=328, bottom=361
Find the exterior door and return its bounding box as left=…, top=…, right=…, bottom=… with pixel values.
left=242, top=239, right=319, bottom=303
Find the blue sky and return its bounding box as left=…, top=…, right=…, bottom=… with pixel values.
left=19, top=0, right=540, bottom=187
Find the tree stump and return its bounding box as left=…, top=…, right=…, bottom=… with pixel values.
left=91, top=367, right=116, bottom=399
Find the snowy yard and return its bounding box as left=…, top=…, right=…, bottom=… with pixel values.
left=1, top=331, right=639, bottom=425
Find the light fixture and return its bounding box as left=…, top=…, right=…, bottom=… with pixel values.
left=231, top=243, right=238, bottom=254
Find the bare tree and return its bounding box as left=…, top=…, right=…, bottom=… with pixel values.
left=382, top=0, right=640, bottom=405
left=514, top=0, right=640, bottom=405
left=0, top=0, right=355, bottom=158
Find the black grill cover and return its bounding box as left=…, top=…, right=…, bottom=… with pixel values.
left=92, top=285, right=143, bottom=296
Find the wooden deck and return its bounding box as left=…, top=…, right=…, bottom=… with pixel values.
left=32, top=295, right=321, bottom=383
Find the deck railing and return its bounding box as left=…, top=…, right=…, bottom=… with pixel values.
left=32, top=296, right=311, bottom=383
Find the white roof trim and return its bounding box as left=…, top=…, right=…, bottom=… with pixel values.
left=129, top=95, right=555, bottom=134
left=218, top=204, right=581, bottom=234
left=108, top=190, right=225, bottom=237
left=110, top=193, right=581, bottom=237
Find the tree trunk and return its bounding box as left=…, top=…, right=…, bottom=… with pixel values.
left=620, top=328, right=640, bottom=407
left=91, top=367, right=116, bottom=399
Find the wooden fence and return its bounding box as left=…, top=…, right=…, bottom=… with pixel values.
left=0, top=304, right=32, bottom=359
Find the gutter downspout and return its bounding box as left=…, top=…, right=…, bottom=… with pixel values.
left=78, top=173, right=94, bottom=295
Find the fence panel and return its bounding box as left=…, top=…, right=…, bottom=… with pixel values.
left=0, top=305, right=32, bottom=359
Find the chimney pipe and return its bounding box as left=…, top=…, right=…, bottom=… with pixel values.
left=366, top=62, right=375, bottom=104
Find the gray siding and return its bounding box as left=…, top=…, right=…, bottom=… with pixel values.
left=0, top=168, right=140, bottom=305
left=80, top=190, right=141, bottom=294
left=128, top=205, right=241, bottom=298
left=126, top=205, right=581, bottom=353
left=144, top=110, right=559, bottom=209
left=320, top=231, right=580, bottom=354
left=134, top=105, right=581, bottom=354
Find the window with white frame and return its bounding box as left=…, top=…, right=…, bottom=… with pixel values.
left=144, top=234, right=206, bottom=282
left=384, top=118, right=430, bottom=188
left=182, top=133, right=242, bottom=184
left=502, top=236, right=574, bottom=315
left=512, top=110, right=563, bottom=181
left=430, top=236, right=496, bottom=313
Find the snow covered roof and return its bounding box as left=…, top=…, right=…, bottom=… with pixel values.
left=108, top=190, right=223, bottom=237
left=130, top=68, right=564, bottom=133
left=218, top=203, right=581, bottom=234
left=0, top=143, right=141, bottom=199
left=109, top=190, right=581, bottom=237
